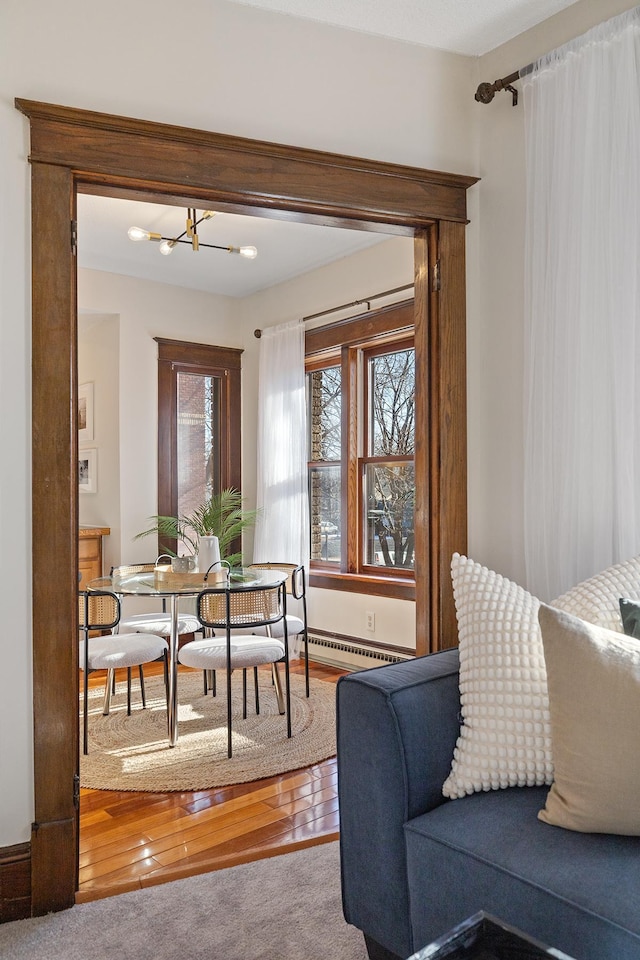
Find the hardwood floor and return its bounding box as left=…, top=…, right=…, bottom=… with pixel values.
left=78, top=659, right=345, bottom=903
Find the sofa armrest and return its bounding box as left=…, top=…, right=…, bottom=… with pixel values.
left=337, top=649, right=460, bottom=959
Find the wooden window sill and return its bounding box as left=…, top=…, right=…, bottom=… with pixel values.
left=309, top=569, right=415, bottom=601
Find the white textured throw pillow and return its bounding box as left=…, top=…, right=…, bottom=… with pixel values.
left=442, top=554, right=554, bottom=799
left=552, top=555, right=640, bottom=633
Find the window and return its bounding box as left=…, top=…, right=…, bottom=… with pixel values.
left=156, top=338, right=243, bottom=553
left=176, top=369, right=221, bottom=517
left=308, top=365, right=342, bottom=562
left=306, top=302, right=415, bottom=597
left=363, top=344, right=415, bottom=569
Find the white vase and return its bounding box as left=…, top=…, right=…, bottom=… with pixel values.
left=197, top=534, right=221, bottom=574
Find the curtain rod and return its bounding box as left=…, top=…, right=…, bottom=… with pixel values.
left=253, top=282, right=414, bottom=338
left=475, top=61, right=534, bottom=107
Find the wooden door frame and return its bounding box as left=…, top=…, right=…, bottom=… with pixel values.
left=15, top=98, right=476, bottom=915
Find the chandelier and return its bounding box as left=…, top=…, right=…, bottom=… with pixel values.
left=127, top=208, right=257, bottom=259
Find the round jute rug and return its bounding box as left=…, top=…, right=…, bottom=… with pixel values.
left=80, top=671, right=336, bottom=792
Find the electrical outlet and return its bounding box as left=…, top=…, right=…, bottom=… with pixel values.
left=366, top=611, right=375, bottom=631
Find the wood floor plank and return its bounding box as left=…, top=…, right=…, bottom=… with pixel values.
left=78, top=661, right=345, bottom=901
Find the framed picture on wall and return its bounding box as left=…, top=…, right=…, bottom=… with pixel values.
left=78, top=382, right=94, bottom=444
left=79, top=448, right=97, bottom=494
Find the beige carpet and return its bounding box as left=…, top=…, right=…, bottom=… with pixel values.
left=0, top=842, right=368, bottom=960
left=80, top=670, right=336, bottom=792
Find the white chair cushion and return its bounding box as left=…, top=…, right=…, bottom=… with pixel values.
left=118, top=612, right=201, bottom=636
left=80, top=633, right=168, bottom=671
left=178, top=635, right=285, bottom=671
left=251, top=615, right=304, bottom=639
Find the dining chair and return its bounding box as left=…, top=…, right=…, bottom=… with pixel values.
left=111, top=563, right=202, bottom=636
left=105, top=562, right=202, bottom=708
left=178, top=582, right=292, bottom=758
left=79, top=590, right=169, bottom=755
left=248, top=562, right=309, bottom=696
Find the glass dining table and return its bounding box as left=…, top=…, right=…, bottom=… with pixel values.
left=88, top=565, right=289, bottom=746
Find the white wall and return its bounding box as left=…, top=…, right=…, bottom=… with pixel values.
left=242, top=236, right=416, bottom=648
left=78, top=314, right=121, bottom=573
left=77, top=269, right=239, bottom=561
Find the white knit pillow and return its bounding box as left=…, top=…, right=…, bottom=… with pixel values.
left=552, top=555, right=640, bottom=633
left=442, top=554, right=554, bottom=799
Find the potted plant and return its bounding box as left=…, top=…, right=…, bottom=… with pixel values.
left=134, top=487, right=259, bottom=570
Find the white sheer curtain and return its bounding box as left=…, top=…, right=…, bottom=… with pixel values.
left=253, top=319, right=310, bottom=565
left=523, top=7, right=640, bottom=601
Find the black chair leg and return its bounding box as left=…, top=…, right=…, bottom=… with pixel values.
left=203, top=670, right=208, bottom=695
left=242, top=669, right=248, bottom=719
left=139, top=665, right=146, bottom=707
left=226, top=663, right=233, bottom=759
left=127, top=667, right=132, bottom=715
left=304, top=629, right=310, bottom=697
left=284, top=658, right=292, bottom=739
left=254, top=667, right=260, bottom=715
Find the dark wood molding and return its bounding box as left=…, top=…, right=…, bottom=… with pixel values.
left=413, top=228, right=432, bottom=656
left=309, top=570, right=415, bottom=601
left=155, top=337, right=243, bottom=369
left=15, top=98, right=474, bottom=914
left=16, top=99, right=477, bottom=229
left=30, top=160, right=79, bottom=915
left=156, top=338, right=243, bottom=539
left=305, top=299, right=414, bottom=355
left=0, top=843, right=31, bottom=922
left=429, top=221, right=468, bottom=651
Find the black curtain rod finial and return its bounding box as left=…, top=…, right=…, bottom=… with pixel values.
left=475, top=82, right=497, bottom=104
left=475, top=69, right=521, bottom=107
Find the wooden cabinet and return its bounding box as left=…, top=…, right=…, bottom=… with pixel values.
left=78, top=526, right=110, bottom=588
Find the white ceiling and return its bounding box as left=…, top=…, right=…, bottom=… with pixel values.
left=225, top=0, right=581, bottom=57
left=77, top=0, right=581, bottom=299
left=77, top=195, right=391, bottom=298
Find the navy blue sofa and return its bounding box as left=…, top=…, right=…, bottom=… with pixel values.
left=337, top=649, right=640, bottom=960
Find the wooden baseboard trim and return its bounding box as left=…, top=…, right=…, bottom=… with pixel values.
left=0, top=842, right=31, bottom=923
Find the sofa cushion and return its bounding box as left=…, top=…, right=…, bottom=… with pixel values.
left=552, top=555, right=640, bottom=633
left=537, top=604, right=640, bottom=835
left=405, top=787, right=640, bottom=960
left=442, top=554, right=553, bottom=799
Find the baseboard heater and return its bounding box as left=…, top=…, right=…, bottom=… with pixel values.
left=306, top=628, right=413, bottom=672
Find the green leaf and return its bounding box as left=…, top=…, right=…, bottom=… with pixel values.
left=133, top=488, right=259, bottom=565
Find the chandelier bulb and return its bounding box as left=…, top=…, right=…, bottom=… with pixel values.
left=128, top=226, right=150, bottom=242
left=128, top=226, right=161, bottom=243
left=239, top=245, right=258, bottom=259
left=159, top=239, right=176, bottom=256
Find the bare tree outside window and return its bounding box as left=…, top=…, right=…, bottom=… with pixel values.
left=308, top=366, right=342, bottom=562
left=365, top=348, right=415, bottom=569
left=307, top=339, right=415, bottom=573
